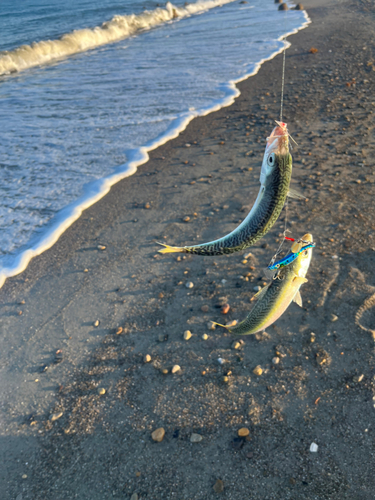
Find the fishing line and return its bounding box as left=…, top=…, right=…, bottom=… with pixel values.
left=280, top=40, right=286, bottom=122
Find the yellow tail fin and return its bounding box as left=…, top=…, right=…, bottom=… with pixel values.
left=157, top=242, right=184, bottom=254
left=211, top=321, right=229, bottom=330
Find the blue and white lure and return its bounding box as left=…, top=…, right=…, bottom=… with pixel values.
left=268, top=241, right=316, bottom=271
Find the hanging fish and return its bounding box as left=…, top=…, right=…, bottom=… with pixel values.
left=268, top=241, right=315, bottom=271
left=214, top=233, right=314, bottom=335
left=158, top=121, right=302, bottom=256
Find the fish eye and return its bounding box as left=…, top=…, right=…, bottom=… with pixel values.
left=303, top=250, right=308, bottom=256
left=267, top=153, right=276, bottom=167
left=276, top=263, right=280, bottom=268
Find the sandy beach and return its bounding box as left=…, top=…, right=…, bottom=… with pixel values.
left=1, top=0, right=375, bottom=498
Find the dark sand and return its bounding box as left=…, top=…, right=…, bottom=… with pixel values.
left=1, top=0, right=375, bottom=498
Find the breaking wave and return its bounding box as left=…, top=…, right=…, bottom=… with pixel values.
left=0, top=0, right=234, bottom=76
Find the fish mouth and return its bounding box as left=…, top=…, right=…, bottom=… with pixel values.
left=266, top=121, right=289, bottom=156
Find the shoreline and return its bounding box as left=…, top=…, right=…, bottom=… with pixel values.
left=2, top=0, right=375, bottom=498
left=0, top=7, right=310, bottom=290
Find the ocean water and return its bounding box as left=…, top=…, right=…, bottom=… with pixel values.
left=0, top=0, right=309, bottom=287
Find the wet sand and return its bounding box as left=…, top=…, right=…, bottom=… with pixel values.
left=1, top=0, right=375, bottom=498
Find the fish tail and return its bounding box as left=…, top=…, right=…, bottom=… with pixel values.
left=157, top=242, right=186, bottom=254
left=211, top=321, right=230, bottom=330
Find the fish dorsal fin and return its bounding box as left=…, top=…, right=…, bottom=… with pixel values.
left=293, top=290, right=303, bottom=307
left=292, top=276, right=308, bottom=285
left=253, top=283, right=271, bottom=300
left=288, top=188, right=306, bottom=200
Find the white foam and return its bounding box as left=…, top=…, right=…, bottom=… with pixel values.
left=0, top=9, right=311, bottom=290
left=0, top=0, right=235, bottom=76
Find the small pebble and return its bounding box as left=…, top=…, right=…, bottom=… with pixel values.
left=84, top=268, right=88, bottom=272
left=144, top=354, right=152, bottom=363
left=190, top=433, right=203, bottom=443
left=253, top=365, right=263, bottom=376
left=310, top=332, right=316, bottom=343
left=22, top=474, right=27, bottom=479
left=186, top=281, right=194, bottom=289
left=183, top=216, right=190, bottom=222
left=242, top=259, right=248, bottom=265
left=226, top=320, right=237, bottom=327
left=116, top=327, right=123, bottom=335
left=353, top=374, right=364, bottom=383
left=171, top=364, right=181, bottom=374
left=144, top=202, right=151, bottom=209
left=50, top=412, right=63, bottom=422
left=238, top=427, right=250, bottom=437
left=97, top=245, right=106, bottom=251
left=310, top=442, right=318, bottom=452
left=94, top=320, right=100, bottom=327
left=161, top=368, right=169, bottom=375
left=232, top=341, right=241, bottom=350
left=331, top=314, right=338, bottom=322
left=207, top=321, right=216, bottom=330
left=213, top=479, right=224, bottom=493
left=272, top=356, right=280, bottom=365
left=218, top=358, right=225, bottom=365
left=183, top=330, right=192, bottom=340
left=98, top=388, right=106, bottom=395
left=202, top=333, right=209, bottom=340
left=253, top=285, right=261, bottom=292
left=201, top=305, right=209, bottom=313
left=130, top=494, right=139, bottom=500
left=222, top=376, right=229, bottom=383
left=151, top=427, right=165, bottom=442
left=221, top=303, right=230, bottom=315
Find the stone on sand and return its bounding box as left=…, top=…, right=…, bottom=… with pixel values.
left=253, top=365, right=263, bottom=376
left=190, top=433, right=203, bottom=443
left=171, top=364, right=181, bottom=374
left=50, top=412, right=63, bottom=422
left=151, top=428, right=165, bottom=442
left=144, top=354, right=152, bottom=363
left=213, top=479, right=224, bottom=493
left=97, top=388, right=106, bottom=395
left=183, top=330, right=192, bottom=340
left=238, top=427, right=250, bottom=437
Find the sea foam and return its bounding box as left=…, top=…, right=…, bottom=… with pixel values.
left=0, top=0, right=235, bottom=76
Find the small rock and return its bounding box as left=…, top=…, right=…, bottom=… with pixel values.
left=222, top=376, right=229, bottom=383
left=238, top=427, right=250, bottom=437
left=130, top=494, right=139, bottom=500
left=202, top=333, right=209, bottom=340
left=54, top=350, right=63, bottom=364
left=185, top=143, right=191, bottom=147
left=97, top=245, right=106, bottom=251
left=183, top=216, right=190, bottom=222
left=171, top=365, right=181, bottom=374
left=94, top=320, right=100, bottom=327
left=207, top=321, right=216, bottom=330
left=310, top=332, right=316, bottom=343
left=144, top=354, right=152, bottom=363
left=294, top=2, right=304, bottom=9
left=183, top=330, right=192, bottom=340
left=144, top=202, right=151, bottom=209
left=226, top=320, right=238, bottom=327
left=84, top=268, right=89, bottom=272
left=213, top=479, right=224, bottom=493
left=278, top=2, right=288, bottom=10
left=50, top=412, right=63, bottom=422
left=190, top=433, right=203, bottom=443
left=160, top=368, right=169, bottom=375
left=253, top=365, right=263, bottom=376
left=218, top=358, right=225, bottom=365
left=151, top=427, right=165, bottom=442
left=201, top=305, right=209, bottom=313
left=331, top=314, right=338, bottom=322
left=253, top=285, right=261, bottom=292
left=310, top=442, right=318, bottom=452
left=98, top=387, right=106, bottom=395
left=186, top=281, right=194, bottom=289
left=221, top=303, right=230, bottom=315
left=116, top=326, right=123, bottom=335
left=22, top=474, right=27, bottom=479
left=272, top=356, right=280, bottom=365
left=353, top=374, right=364, bottom=383
left=309, top=47, right=318, bottom=54
left=232, top=341, right=241, bottom=350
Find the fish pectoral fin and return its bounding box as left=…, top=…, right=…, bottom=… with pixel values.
left=288, top=188, right=306, bottom=200
left=157, top=242, right=184, bottom=254
left=253, top=283, right=271, bottom=300
left=292, top=276, right=308, bottom=285
left=293, top=290, right=303, bottom=307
